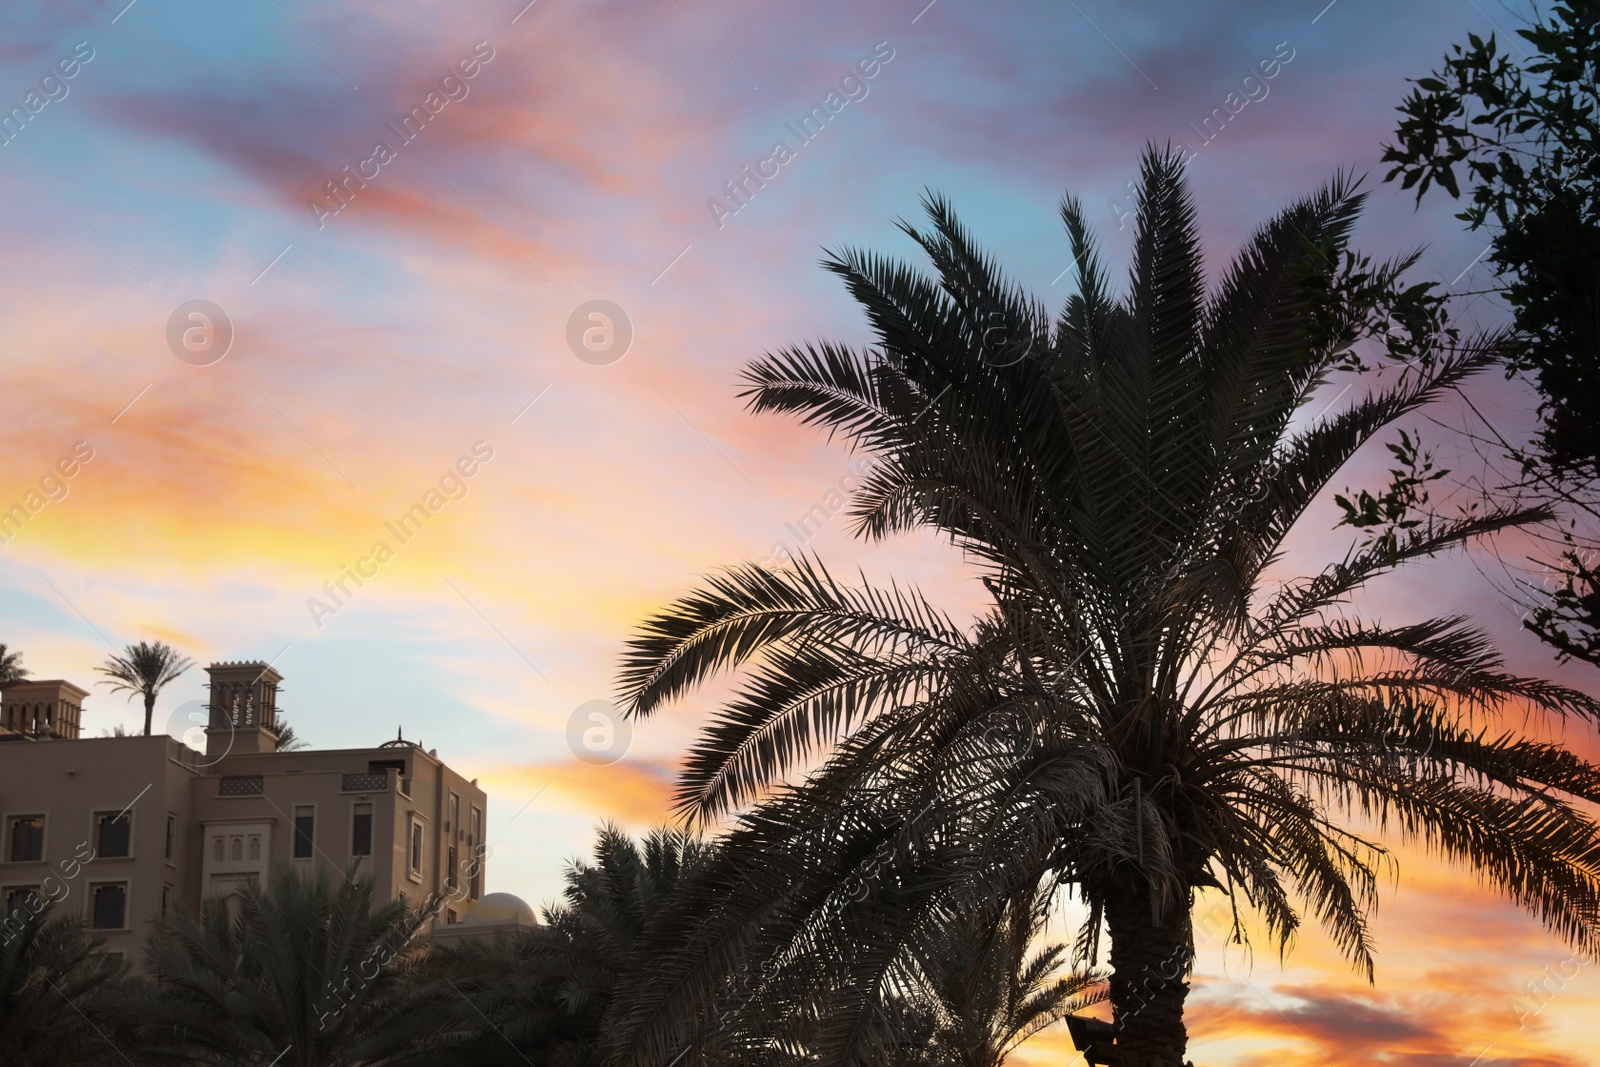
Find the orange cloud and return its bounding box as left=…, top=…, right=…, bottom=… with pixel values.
left=478, top=757, right=679, bottom=830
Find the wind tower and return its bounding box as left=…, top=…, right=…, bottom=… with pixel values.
left=204, top=661, right=283, bottom=757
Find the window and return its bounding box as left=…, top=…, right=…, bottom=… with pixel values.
left=409, top=819, right=423, bottom=875
left=8, top=816, right=43, bottom=862
left=165, top=814, right=176, bottom=861
left=447, top=846, right=458, bottom=889
left=352, top=806, right=372, bottom=857
left=96, top=812, right=131, bottom=858
left=5, top=886, right=39, bottom=917
left=469, top=807, right=484, bottom=898
left=448, top=793, right=459, bottom=835
left=230, top=836, right=242, bottom=862
left=212, top=836, right=224, bottom=862
left=294, top=808, right=314, bottom=860
left=445, top=908, right=457, bottom=924
left=248, top=835, right=261, bottom=861
left=91, top=884, right=126, bottom=929
left=161, top=884, right=172, bottom=915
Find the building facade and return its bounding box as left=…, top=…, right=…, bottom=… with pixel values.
left=0, top=661, right=492, bottom=963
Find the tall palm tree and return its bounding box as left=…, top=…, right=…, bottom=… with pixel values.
left=0, top=905, right=126, bottom=1067
left=96, top=641, right=193, bottom=737
left=0, top=644, right=27, bottom=686
left=610, top=150, right=1600, bottom=1066
left=437, top=825, right=710, bottom=1067
left=126, top=862, right=451, bottom=1066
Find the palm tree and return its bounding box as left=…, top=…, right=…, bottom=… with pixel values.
left=611, top=149, right=1600, bottom=1066
left=96, top=641, right=193, bottom=737
left=888, top=884, right=1103, bottom=1067
left=0, top=644, right=27, bottom=686
left=275, top=717, right=310, bottom=751
left=0, top=905, right=126, bottom=1067
left=127, top=862, right=451, bottom=1065
left=437, top=825, right=710, bottom=1067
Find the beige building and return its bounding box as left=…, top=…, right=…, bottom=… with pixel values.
left=0, top=661, right=506, bottom=963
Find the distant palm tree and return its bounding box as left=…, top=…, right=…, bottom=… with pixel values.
left=275, top=717, right=310, bottom=751
left=436, top=825, right=708, bottom=1067
left=96, top=641, right=193, bottom=737
left=894, top=886, right=1104, bottom=1067
left=127, top=863, right=451, bottom=1066
left=612, top=150, right=1600, bottom=1066
left=0, top=905, right=125, bottom=1067
left=0, top=644, right=27, bottom=686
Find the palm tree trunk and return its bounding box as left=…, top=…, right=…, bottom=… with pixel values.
left=1104, top=885, right=1191, bottom=1067
left=143, top=692, right=155, bottom=737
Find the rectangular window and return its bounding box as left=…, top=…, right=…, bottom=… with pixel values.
left=97, top=812, right=131, bottom=858
left=293, top=808, right=315, bottom=860
left=352, top=805, right=372, bottom=857
left=469, top=807, right=484, bottom=898
left=409, top=819, right=422, bottom=874
left=448, top=793, right=459, bottom=835
left=447, top=845, right=458, bottom=889
left=9, top=816, right=43, bottom=862
left=5, top=886, right=39, bottom=917
left=165, top=814, right=176, bottom=861
left=161, top=884, right=172, bottom=915
left=445, top=908, right=457, bottom=924
left=91, top=884, right=126, bottom=929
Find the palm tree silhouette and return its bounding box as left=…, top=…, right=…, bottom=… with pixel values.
left=439, top=825, right=708, bottom=1067
left=0, top=905, right=125, bottom=1067
left=612, top=149, right=1600, bottom=1066
left=96, top=641, right=193, bottom=737
left=127, top=863, right=450, bottom=1065
left=885, top=884, right=1103, bottom=1067
left=0, top=644, right=27, bottom=686
left=275, top=717, right=310, bottom=751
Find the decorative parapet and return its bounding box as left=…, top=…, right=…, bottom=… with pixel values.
left=218, top=775, right=265, bottom=797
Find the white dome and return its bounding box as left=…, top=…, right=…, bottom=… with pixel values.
left=461, top=892, right=536, bottom=927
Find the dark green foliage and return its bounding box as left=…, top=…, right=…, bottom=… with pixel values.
left=1333, top=429, right=1452, bottom=560
left=0, top=905, right=125, bottom=1067
left=1384, top=2, right=1600, bottom=477
left=123, top=863, right=452, bottom=1066
left=1526, top=547, right=1600, bottom=665
left=430, top=825, right=711, bottom=1067
left=886, top=884, right=1104, bottom=1067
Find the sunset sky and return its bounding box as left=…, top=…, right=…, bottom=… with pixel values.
left=1, top=0, right=1596, bottom=1062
